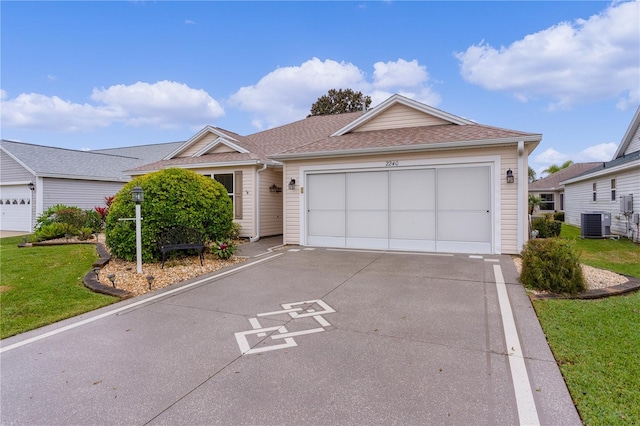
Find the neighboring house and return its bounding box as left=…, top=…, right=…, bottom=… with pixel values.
left=562, top=106, right=640, bottom=238
left=0, top=140, right=182, bottom=232
left=528, top=163, right=600, bottom=214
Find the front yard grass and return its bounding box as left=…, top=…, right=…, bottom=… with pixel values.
left=533, top=224, right=640, bottom=425
left=0, top=236, right=116, bottom=339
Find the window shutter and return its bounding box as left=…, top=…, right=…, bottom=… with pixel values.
left=234, top=171, right=243, bottom=219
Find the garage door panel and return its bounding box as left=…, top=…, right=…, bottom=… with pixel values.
left=390, top=211, right=436, bottom=239
left=0, top=186, right=32, bottom=232
left=346, top=172, right=387, bottom=209
left=438, top=167, right=490, bottom=211
left=347, top=210, right=388, bottom=238
left=308, top=211, right=345, bottom=237
left=390, top=169, right=435, bottom=209
left=437, top=211, right=491, bottom=242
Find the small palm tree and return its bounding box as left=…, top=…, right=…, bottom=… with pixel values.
left=528, top=194, right=542, bottom=216
left=542, top=160, right=573, bottom=175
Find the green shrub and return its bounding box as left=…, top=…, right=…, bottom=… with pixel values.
left=35, top=205, right=102, bottom=239
left=77, top=227, right=95, bottom=241
left=553, top=211, right=565, bottom=222
left=34, top=223, right=70, bottom=241
left=105, top=168, right=234, bottom=262
left=227, top=222, right=242, bottom=240
left=531, top=216, right=562, bottom=238
left=520, top=239, right=585, bottom=294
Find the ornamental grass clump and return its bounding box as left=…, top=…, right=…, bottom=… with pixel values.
left=520, top=238, right=585, bottom=294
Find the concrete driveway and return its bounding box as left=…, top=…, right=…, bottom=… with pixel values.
left=0, top=248, right=580, bottom=425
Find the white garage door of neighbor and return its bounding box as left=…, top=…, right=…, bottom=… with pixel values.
left=0, top=186, right=32, bottom=232
left=306, top=166, right=492, bottom=253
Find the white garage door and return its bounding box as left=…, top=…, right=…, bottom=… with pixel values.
left=0, top=186, right=32, bottom=232
left=306, top=166, right=492, bottom=253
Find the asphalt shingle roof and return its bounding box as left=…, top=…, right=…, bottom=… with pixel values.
left=0, top=140, right=184, bottom=180
left=529, top=162, right=602, bottom=191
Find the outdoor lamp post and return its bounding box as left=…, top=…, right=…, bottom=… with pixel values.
left=131, top=186, right=144, bottom=274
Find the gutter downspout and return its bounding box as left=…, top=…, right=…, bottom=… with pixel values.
left=517, top=141, right=525, bottom=252
left=250, top=163, right=268, bottom=242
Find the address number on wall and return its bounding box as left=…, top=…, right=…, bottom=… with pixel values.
left=385, top=161, right=400, bottom=167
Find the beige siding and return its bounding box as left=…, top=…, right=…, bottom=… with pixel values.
left=625, top=125, right=640, bottom=155
left=565, top=167, right=640, bottom=235
left=209, top=144, right=237, bottom=154
left=354, top=103, right=451, bottom=132
left=194, top=166, right=256, bottom=238
left=283, top=144, right=524, bottom=254
left=258, top=167, right=283, bottom=236
left=177, top=133, right=219, bottom=158
left=42, top=178, right=125, bottom=211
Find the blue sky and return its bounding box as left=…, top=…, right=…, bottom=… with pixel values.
left=1, top=1, right=638, bottom=177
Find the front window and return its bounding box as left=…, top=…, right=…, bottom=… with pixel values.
left=593, top=183, right=597, bottom=202
left=539, top=193, right=555, bottom=211
left=560, top=193, right=564, bottom=211
left=214, top=173, right=234, bottom=204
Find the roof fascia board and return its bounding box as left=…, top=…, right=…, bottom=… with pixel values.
left=193, top=137, right=250, bottom=157
left=271, top=136, right=541, bottom=161
left=127, top=160, right=263, bottom=176
left=331, top=94, right=474, bottom=137
left=613, top=106, right=640, bottom=159
left=162, top=126, right=239, bottom=160
left=0, top=145, right=37, bottom=176
left=38, top=173, right=130, bottom=182
left=561, top=159, right=640, bottom=185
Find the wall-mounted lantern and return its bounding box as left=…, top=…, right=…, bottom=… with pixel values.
left=288, top=178, right=296, bottom=190
left=506, top=169, right=514, bottom=184
left=28, top=182, right=35, bottom=191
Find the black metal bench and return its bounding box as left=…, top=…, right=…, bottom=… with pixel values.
left=157, top=226, right=206, bottom=268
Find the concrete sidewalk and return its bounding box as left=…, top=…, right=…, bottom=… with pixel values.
left=235, top=235, right=283, bottom=257
left=0, top=248, right=580, bottom=425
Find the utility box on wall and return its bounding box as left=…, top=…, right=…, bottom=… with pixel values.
left=620, top=194, right=634, bottom=214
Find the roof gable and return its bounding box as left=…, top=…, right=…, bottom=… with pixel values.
left=332, top=94, right=473, bottom=136
left=164, top=126, right=245, bottom=159
left=613, top=106, right=640, bottom=159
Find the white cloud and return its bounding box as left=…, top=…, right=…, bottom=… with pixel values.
left=91, top=81, right=224, bottom=128
left=184, top=19, right=196, bottom=25
left=576, top=142, right=618, bottom=162
left=0, top=81, right=224, bottom=132
left=456, top=0, right=640, bottom=110
left=0, top=89, right=7, bottom=100
left=229, top=57, right=441, bottom=130
left=534, top=148, right=569, bottom=165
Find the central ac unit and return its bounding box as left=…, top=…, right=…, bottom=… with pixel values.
left=581, top=212, right=611, bottom=238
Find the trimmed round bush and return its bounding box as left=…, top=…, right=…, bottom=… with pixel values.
left=105, top=168, right=233, bottom=262
left=531, top=216, right=562, bottom=238
left=520, top=238, right=585, bottom=294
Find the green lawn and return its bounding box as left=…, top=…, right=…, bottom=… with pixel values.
left=533, top=224, right=640, bottom=425
left=0, top=236, right=116, bottom=339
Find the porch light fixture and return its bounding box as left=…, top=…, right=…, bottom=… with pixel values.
left=28, top=182, right=35, bottom=191
left=288, top=178, right=296, bottom=190
left=131, top=186, right=144, bottom=204
left=506, top=169, right=514, bottom=184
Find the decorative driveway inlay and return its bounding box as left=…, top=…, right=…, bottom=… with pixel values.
left=234, top=299, right=336, bottom=355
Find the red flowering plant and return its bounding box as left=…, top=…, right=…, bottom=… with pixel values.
left=212, top=240, right=237, bottom=260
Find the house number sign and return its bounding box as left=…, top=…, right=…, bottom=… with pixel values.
left=385, top=161, right=400, bottom=167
